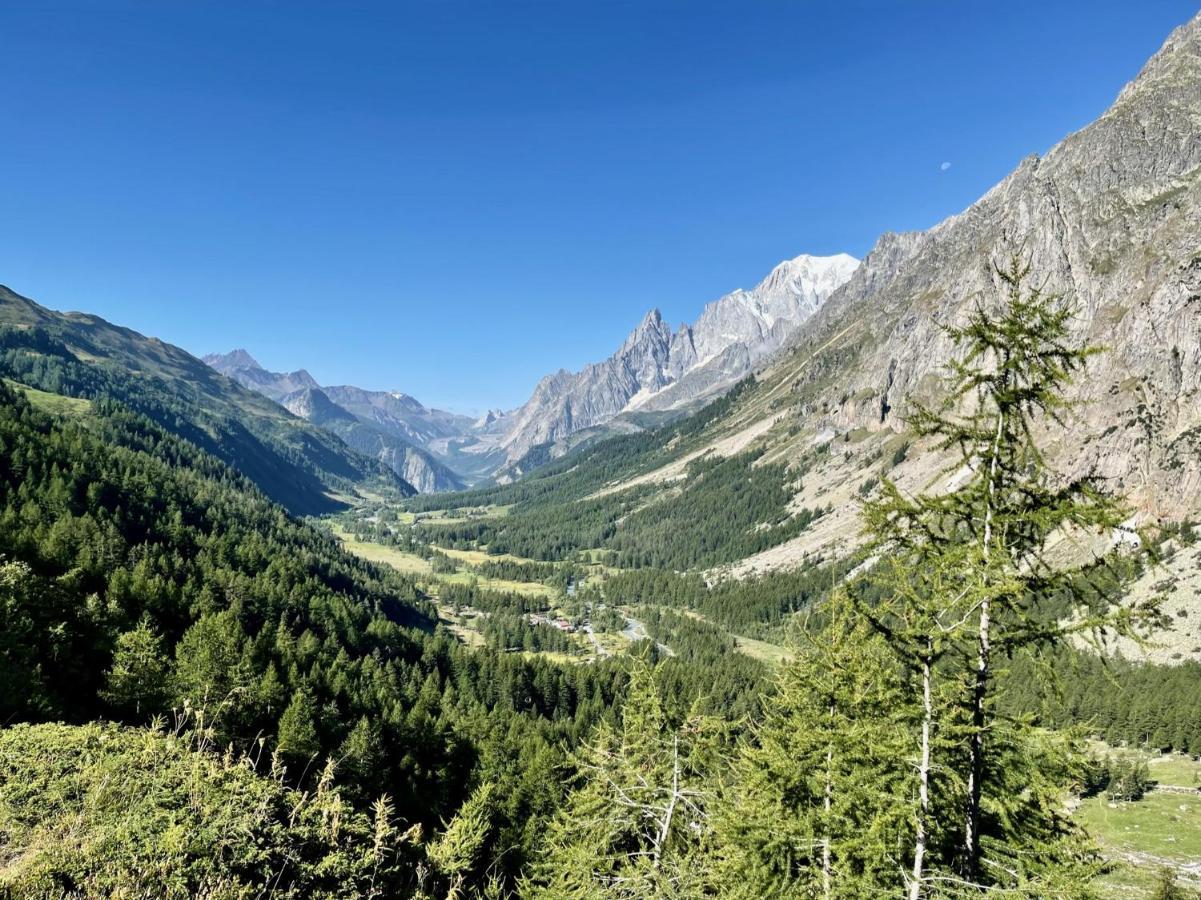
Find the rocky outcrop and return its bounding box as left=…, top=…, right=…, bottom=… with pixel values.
left=203, top=353, right=470, bottom=492
left=203, top=350, right=319, bottom=402
left=278, top=386, right=466, bottom=493
left=775, top=10, right=1201, bottom=520
left=320, top=385, right=475, bottom=448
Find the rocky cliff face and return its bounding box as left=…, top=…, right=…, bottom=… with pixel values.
left=320, top=385, right=475, bottom=448
left=278, top=386, right=466, bottom=494
left=205, top=254, right=857, bottom=481
left=204, top=354, right=468, bottom=493
left=496, top=253, right=858, bottom=461
left=772, top=10, right=1201, bottom=520
left=203, top=351, right=319, bottom=402
left=535, top=11, right=1201, bottom=577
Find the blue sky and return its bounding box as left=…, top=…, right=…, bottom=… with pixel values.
left=1, top=1, right=1195, bottom=412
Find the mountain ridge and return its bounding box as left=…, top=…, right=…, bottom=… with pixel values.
left=418, top=9, right=1201, bottom=582
left=0, top=288, right=414, bottom=512
left=206, top=251, right=857, bottom=484
left=205, top=353, right=468, bottom=493
left=694, top=8, right=1201, bottom=571
left=486, top=252, right=859, bottom=465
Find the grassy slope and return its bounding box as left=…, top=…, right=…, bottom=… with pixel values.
left=1080, top=747, right=1201, bottom=897
left=4, top=378, right=90, bottom=416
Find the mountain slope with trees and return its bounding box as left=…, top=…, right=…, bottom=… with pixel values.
left=0, top=287, right=413, bottom=514
left=205, top=350, right=470, bottom=492
left=415, top=11, right=1201, bottom=585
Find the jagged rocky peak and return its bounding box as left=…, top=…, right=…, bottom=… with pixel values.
left=494, top=251, right=858, bottom=462
left=474, top=408, right=506, bottom=429
left=1114, top=9, right=1201, bottom=106
left=203, top=348, right=262, bottom=371
left=772, top=8, right=1201, bottom=523
left=626, top=307, right=669, bottom=340
left=200, top=349, right=485, bottom=489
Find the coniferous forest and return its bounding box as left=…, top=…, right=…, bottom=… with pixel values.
left=5, top=5, right=1201, bottom=897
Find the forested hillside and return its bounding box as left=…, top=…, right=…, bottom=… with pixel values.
left=0, top=286, right=412, bottom=514
left=0, top=378, right=773, bottom=894
left=5, top=277, right=1201, bottom=895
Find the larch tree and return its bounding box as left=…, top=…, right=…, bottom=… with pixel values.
left=858, top=252, right=1150, bottom=892
left=716, top=590, right=916, bottom=899
left=527, top=660, right=725, bottom=900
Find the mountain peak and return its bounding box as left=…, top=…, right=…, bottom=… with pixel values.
left=203, top=349, right=262, bottom=371
left=495, top=249, right=857, bottom=460
left=1115, top=8, right=1201, bottom=106
left=754, top=253, right=860, bottom=298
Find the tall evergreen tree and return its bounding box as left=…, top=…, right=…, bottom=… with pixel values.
left=716, top=591, right=916, bottom=899
left=857, top=253, right=1145, bottom=890
left=277, top=688, right=321, bottom=764
left=847, top=542, right=985, bottom=898
left=101, top=615, right=170, bottom=718
left=527, top=661, right=725, bottom=899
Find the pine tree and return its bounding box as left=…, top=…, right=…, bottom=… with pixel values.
left=100, top=615, right=170, bottom=717
left=427, top=782, right=496, bottom=893
left=340, top=715, right=386, bottom=788
left=716, top=591, right=916, bottom=899
left=173, top=608, right=251, bottom=712
left=277, top=688, right=320, bottom=763
left=857, top=252, right=1144, bottom=890
left=528, top=661, right=725, bottom=899
left=847, top=541, right=984, bottom=899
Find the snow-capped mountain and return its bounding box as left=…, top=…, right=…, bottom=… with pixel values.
left=206, top=253, right=858, bottom=482
left=495, top=253, right=859, bottom=462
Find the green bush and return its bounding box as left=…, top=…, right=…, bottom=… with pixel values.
left=0, top=721, right=417, bottom=898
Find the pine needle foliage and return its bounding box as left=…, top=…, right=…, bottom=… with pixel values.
left=526, top=661, right=727, bottom=899
left=852, top=252, right=1147, bottom=893
left=716, top=592, right=916, bottom=899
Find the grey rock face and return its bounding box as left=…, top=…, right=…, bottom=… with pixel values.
left=321, top=385, right=475, bottom=448
left=778, top=10, right=1201, bottom=519
left=203, top=354, right=469, bottom=492
left=279, top=386, right=466, bottom=494
left=278, top=386, right=357, bottom=425
left=202, top=349, right=261, bottom=371
left=204, top=350, right=319, bottom=402
left=498, top=253, right=858, bottom=461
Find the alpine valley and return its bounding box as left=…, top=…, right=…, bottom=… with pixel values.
left=2, top=9, right=1201, bottom=900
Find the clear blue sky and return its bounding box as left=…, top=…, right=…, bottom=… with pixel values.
left=1, top=1, right=1195, bottom=412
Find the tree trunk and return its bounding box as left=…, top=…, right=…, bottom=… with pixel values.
left=654, top=735, right=680, bottom=868
left=823, top=701, right=834, bottom=899
left=909, top=651, right=932, bottom=900
left=964, top=411, right=1004, bottom=879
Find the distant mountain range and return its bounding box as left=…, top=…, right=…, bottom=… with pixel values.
left=3, top=7, right=1199, bottom=559
left=205, top=253, right=858, bottom=488
left=203, top=351, right=470, bottom=493
left=491, top=253, right=858, bottom=466
left=476, top=7, right=1201, bottom=580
